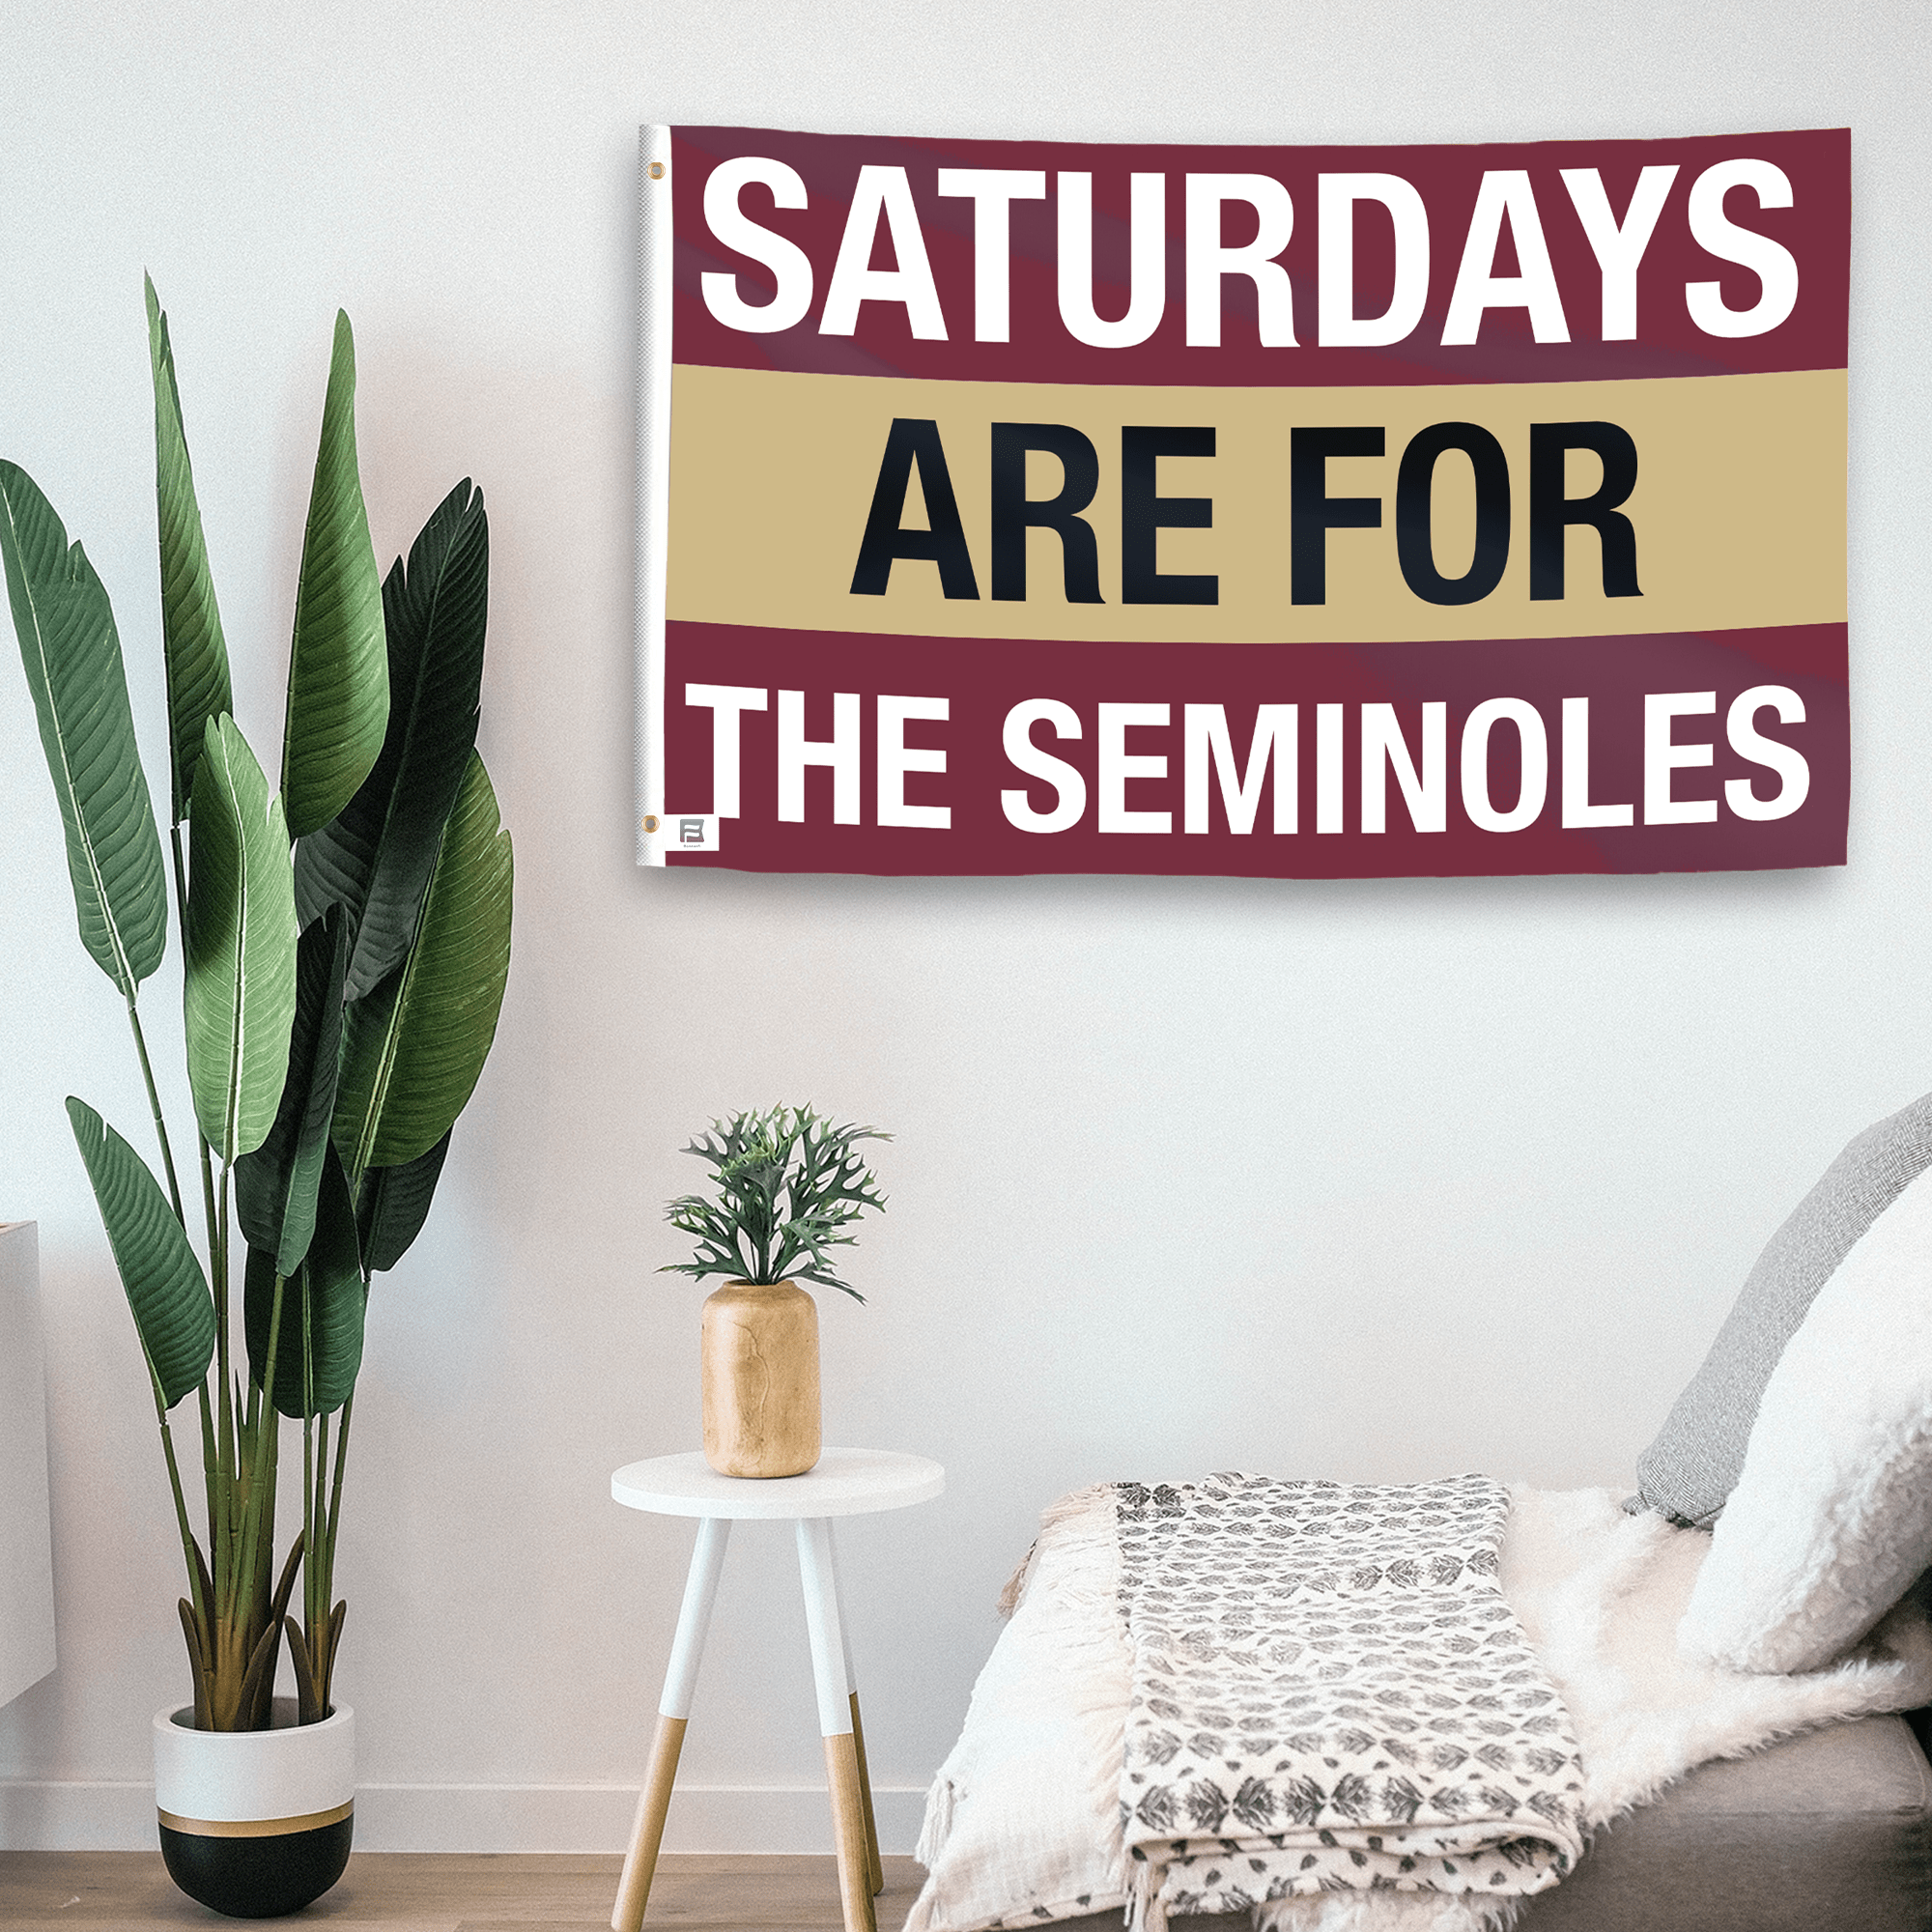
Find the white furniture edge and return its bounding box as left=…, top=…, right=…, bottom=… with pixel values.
left=0, top=1220, right=57, bottom=1710
left=611, top=1447, right=945, bottom=1519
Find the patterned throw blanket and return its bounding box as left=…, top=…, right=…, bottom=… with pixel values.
left=1116, top=1474, right=1585, bottom=1926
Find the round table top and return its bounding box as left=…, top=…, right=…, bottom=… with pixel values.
left=611, top=1447, right=945, bottom=1520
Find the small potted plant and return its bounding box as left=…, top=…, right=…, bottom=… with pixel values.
left=3, top=283, right=512, bottom=1915
left=663, top=1107, right=889, bottom=1478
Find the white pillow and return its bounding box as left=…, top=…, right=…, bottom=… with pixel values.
left=1678, top=1162, right=1932, bottom=1673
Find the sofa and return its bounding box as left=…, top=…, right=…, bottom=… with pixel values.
left=905, top=1092, right=1932, bottom=1932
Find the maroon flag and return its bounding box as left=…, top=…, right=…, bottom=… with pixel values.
left=638, top=125, right=1849, bottom=878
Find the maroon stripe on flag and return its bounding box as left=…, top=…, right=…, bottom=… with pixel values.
left=669, top=127, right=1848, bottom=388
left=661, top=620, right=1846, bottom=879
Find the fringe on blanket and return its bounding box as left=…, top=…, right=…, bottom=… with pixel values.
left=1125, top=1850, right=1162, bottom=1932
left=1252, top=1895, right=1524, bottom=1932
left=998, top=1481, right=1120, bottom=1618
left=1125, top=1834, right=1529, bottom=1932
left=920, top=1483, right=1128, bottom=1883
left=914, top=1772, right=955, bottom=1869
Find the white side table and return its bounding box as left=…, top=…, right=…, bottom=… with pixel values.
left=609, top=1447, right=945, bottom=1932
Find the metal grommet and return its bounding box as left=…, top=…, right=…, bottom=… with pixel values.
left=641, top=813, right=660, bottom=834
left=648, top=161, right=666, bottom=182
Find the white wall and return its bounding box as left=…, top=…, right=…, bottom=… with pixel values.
left=2, top=0, right=1927, bottom=1855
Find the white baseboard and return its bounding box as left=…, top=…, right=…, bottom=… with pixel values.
left=0, top=1778, right=930, bottom=1855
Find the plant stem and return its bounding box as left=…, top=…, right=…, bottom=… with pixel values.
left=326, top=1390, right=353, bottom=1558
left=301, top=1407, right=316, bottom=1651
left=163, top=819, right=228, bottom=1686
left=239, top=1271, right=287, bottom=1614
left=196, top=1381, right=218, bottom=1585
left=155, top=1381, right=208, bottom=1634
left=168, top=824, right=223, bottom=1291
left=213, top=1169, right=235, bottom=1610
left=124, top=995, right=184, bottom=1225
left=310, top=1387, right=355, bottom=1714
left=302, top=1295, right=317, bottom=1640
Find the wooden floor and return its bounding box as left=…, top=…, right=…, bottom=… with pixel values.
left=0, top=1851, right=926, bottom=1932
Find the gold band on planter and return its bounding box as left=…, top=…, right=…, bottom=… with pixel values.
left=157, top=1799, right=354, bottom=1838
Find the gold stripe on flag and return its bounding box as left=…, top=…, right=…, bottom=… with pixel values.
left=668, top=364, right=1845, bottom=645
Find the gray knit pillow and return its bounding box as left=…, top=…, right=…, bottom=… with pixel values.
left=1630, top=1091, right=1932, bottom=1529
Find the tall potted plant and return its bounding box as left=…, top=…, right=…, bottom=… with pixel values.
left=2, top=281, right=513, bottom=1916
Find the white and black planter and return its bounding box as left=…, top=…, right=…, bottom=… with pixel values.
left=153, top=1699, right=355, bottom=1918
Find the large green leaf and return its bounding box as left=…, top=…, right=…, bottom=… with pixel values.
left=235, top=907, right=348, bottom=1275
left=242, top=1146, right=364, bottom=1419
left=333, top=752, right=512, bottom=1176
left=67, top=1097, right=213, bottom=1408
left=0, top=461, right=168, bottom=995
left=146, top=275, right=233, bottom=826
left=295, top=479, right=487, bottom=999
left=281, top=311, right=386, bottom=839
left=185, top=715, right=299, bottom=1163
left=355, top=1129, right=451, bottom=1274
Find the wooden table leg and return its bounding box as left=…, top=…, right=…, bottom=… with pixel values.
left=611, top=1517, right=731, bottom=1932
left=797, top=1518, right=877, bottom=1932
left=823, top=1728, right=877, bottom=1931
left=612, top=1716, right=685, bottom=1932
left=848, top=1691, right=885, bottom=1895
left=828, top=1533, right=885, bottom=1895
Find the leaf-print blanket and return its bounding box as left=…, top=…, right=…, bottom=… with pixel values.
left=1115, top=1474, right=1585, bottom=1928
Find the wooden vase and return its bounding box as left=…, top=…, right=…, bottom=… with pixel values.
left=700, top=1280, right=821, bottom=1478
